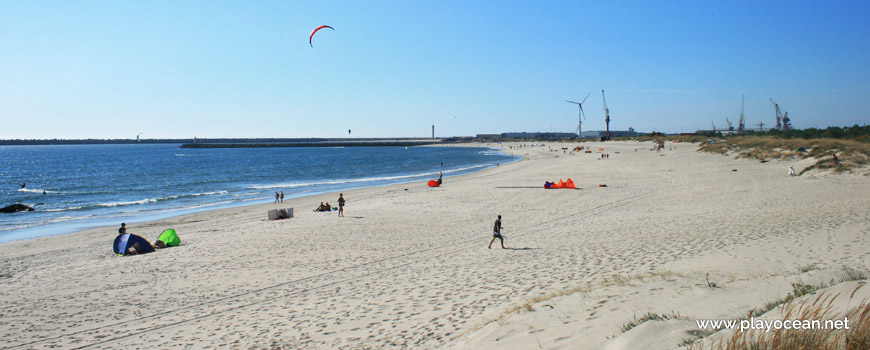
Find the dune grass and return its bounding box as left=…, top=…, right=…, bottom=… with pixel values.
left=620, top=311, right=685, bottom=333
left=696, top=136, right=870, bottom=174
left=688, top=285, right=870, bottom=350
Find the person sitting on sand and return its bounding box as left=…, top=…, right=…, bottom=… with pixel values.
left=437, top=172, right=443, bottom=185
left=788, top=166, right=796, bottom=176
left=278, top=209, right=290, bottom=219
left=314, top=202, right=327, bottom=212
left=324, top=202, right=332, bottom=211
left=832, top=153, right=839, bottom=164
left=118, top=223, right=127, bottom=235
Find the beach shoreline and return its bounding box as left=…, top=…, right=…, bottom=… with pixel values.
left=0, top=143, right=518, bottom=244
left=1, top=140, right=867, bottom=349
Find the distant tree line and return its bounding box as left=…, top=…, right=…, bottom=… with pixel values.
left=764, top=124, right=869, bottom=141
left=694, top=124, right=869, bottom=142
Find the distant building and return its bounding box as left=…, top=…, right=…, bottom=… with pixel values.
left=475, top=132, right=576, bottom=141
left=501, top=132, right=576, bottom=140
left=475, top=134, right=501, bottom=141
left=580, top=129, right=639, bottom=139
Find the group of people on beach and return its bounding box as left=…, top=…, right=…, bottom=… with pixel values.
left=312, top=193, right=345, bottom=216
left=274, top=191, right=284, bottom=204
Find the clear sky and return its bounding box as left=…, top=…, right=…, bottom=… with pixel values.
left=2, top=1, right=868, bottom=139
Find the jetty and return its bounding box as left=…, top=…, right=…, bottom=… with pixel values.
left=179, top=139, right=444, bottom=148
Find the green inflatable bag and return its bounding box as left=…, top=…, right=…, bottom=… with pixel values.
left=156, top=228, right=181, bottom=247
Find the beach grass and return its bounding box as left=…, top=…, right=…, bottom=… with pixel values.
left=696, top=136, right=870, bottom=173
left=688, top=285, right=870, bottom=350
left=683, top=267, right=870, bottom=348
left=484, top=270, right=687, bottom=328
left=619, top=311, right=685, bottom=333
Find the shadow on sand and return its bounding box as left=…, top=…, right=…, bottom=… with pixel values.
left=495, top=186, right=581, bottom=190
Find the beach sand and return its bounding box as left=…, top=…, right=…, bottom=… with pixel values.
left=1, top=141, right=867, bottom=349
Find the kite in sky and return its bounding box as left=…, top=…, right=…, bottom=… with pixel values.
left=309, top=25, right=334, bottom=47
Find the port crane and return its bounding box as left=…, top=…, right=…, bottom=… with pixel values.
left=601, top=90, right=611, bottom=140
left=769, top=98, right=793, bottom=131
left=738, top=94, right=745, bottom=133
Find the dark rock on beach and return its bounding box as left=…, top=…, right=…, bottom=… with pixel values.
left=0, top=204, right=36, bottom=213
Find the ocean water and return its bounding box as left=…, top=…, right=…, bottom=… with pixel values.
left=0, top=144, right=517, bottom=242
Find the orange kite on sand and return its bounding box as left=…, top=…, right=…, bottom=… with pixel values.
left=545, top=178, right=575, bottom=189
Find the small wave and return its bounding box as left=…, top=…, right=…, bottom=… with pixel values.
left=233, top=192, right=261, bottom=197
left=0, top=214, right=94, bottom=232
left=42, top=191, right=230, bottom=213
left=43, top=207, right=82, bottom=212
left=16, top=188, right=59, bottom=194
left=249, top=165, right=491, bottom=190
left=250, top=174, right=429, bottom=190
left=96, top=198, right=158, bottom=207
left=192, top=191, right=228, bottom=196
left=442, top=164, right=488, bottom=174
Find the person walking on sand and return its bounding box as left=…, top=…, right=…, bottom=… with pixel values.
left=280, top=191, right=284, bottom=203
left=337, top=193, right=346, bottom=217
left=488, top=215, right=505, bottom=249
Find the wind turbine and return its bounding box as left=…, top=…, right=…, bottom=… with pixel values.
left=566, top=92, right=591, bottom=137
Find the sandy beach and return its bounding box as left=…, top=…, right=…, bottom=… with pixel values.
left=1, top=140, right=868, bottom=349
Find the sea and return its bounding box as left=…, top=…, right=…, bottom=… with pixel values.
left=0, top=144, right=518, bottom=243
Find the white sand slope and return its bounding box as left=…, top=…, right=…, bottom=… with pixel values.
left=0, top=141, right=867, bottom=349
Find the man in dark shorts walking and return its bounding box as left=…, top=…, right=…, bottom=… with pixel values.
left=488, top=215, right=505, bottom=249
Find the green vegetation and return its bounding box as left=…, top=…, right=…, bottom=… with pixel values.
left=684, top=267, right=870, bottom=348
left=688, top=286, right=870, bottom=350
left=696, top=124, right=870, bottom=142
left=765, top=124, right=870, bottom=142
left=696, top=136, right=870, bottom=174
left=620, top=311, right=685, bottom=333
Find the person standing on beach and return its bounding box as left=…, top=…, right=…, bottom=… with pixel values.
left=274, top=192, right=280, bottom=204
left=488, top=215, right=505, bottom=249
left=118, top=223, right=127, bottom=235
left=280, top=191, right=284, bottom=203
left=337, top=193, right=345, bottom=217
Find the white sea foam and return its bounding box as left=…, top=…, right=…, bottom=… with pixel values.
left=250, top=165, right=489, bottom=190
left=17, top=188, right=59, bottom=194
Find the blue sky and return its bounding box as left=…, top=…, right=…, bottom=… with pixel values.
left=1, top=1, right=868, bottom=139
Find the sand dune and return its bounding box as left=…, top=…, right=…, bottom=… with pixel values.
left=1, top=141, right=867, bottom=349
